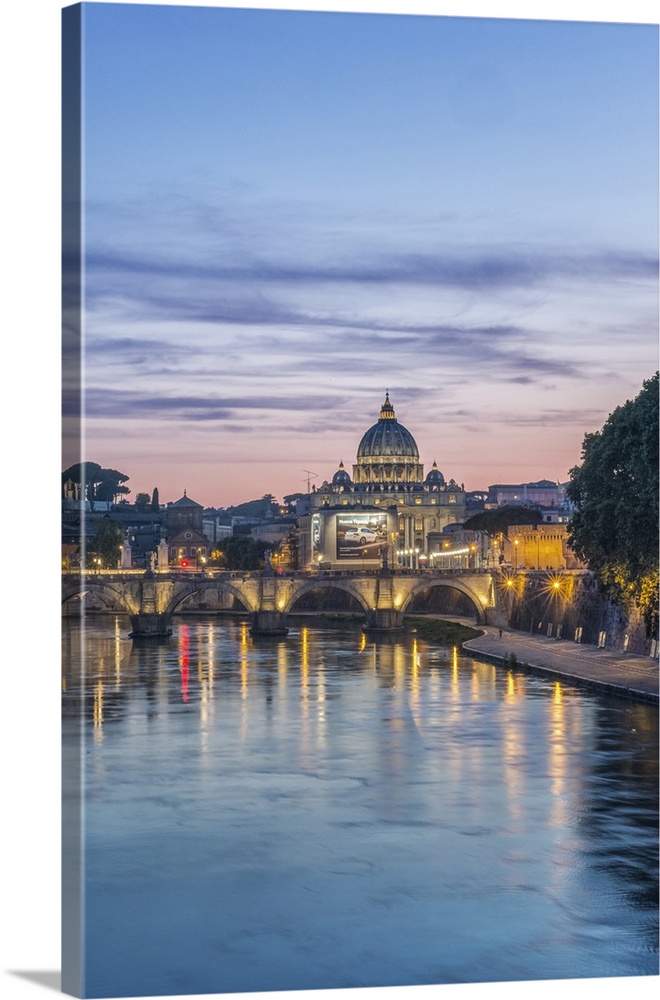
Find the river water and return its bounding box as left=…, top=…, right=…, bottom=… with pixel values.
left=62, top=614, right=659, bottom=998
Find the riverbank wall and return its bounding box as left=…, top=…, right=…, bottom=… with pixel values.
left=502, top=571, right=655, bottom=656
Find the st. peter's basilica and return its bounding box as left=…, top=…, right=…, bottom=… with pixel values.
left=299, top=393, right=467, bottom=569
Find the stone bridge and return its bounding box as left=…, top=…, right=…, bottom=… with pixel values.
left=62, top=567, right=500, bottom=637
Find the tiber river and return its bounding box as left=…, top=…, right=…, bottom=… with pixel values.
left=62, top=613, right=659, bottom=998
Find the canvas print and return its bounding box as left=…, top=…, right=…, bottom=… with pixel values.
left=61, top=2, right=659, bottom=998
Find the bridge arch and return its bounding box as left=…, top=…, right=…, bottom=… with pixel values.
left=61, top=580, right=139, bottom=616
left=163, top=577, right=257, bottom=616
left=399, top=578, right=487, bottom=624
left=284, top=578, right=371, bottom=615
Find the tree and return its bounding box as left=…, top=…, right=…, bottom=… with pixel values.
left=87, top=517, right=125, bottom=568
left=62, top=462, right=130, bottom=504
left=221, top=535, right=271, bottom=570
left=567, top=373, right=659, bottom=636
left=95, top=469, right=131, bottom=503
left=151, top=488, right=160, bottom=511
left=134, top=492, right=151, bottom=511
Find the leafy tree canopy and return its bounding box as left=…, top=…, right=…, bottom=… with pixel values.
left=63, top=462, right=130, bottom=503
left=87, top=517, right=125, bottom=568
left=226, top=496, right=279, bottom=519
left=567, top=372, right=659, bottom=636
left=134, top=492, right=151, bottom=511
left=463, top=505, right=544, bottom=537
left=220, top=535, right=272, bottom=571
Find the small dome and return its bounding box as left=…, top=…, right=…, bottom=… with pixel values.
left=425, top=460, right=445, bottom=486
left=357, top=392, right=419, bottom=460
left=332, top=461, right=352, bottom=486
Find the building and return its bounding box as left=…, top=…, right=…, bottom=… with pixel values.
left=300, top=392, right=467, bottom=570
left=488, top=480, right=566, bottom=508
left=502, top=523, right=585, bottom=571
left=166, top=491, right=210, bottom=568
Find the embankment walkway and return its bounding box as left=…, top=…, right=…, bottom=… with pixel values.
left=462, top=626, right=659, bottom=703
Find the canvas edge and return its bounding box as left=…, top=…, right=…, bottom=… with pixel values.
left=62, top=3, right=84, bottom=997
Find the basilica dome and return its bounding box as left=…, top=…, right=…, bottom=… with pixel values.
left=356, top=392, right=419, bottom=460
left=353, top=393, right=424, bottom=485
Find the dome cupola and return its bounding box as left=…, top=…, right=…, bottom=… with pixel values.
left=353, top=392, right=423, bottom=485
left=332, top=461, right=352, bottom=488
left=425, top=460, right=445, bottom=486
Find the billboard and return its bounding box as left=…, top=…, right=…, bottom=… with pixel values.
left=336, top=513, right=388, bottom=560
left=311, top=513, right=321, bottom=560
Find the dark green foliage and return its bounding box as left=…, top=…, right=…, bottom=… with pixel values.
left=87, top=518, right=125, bottom=568
left=405, top=616, right=482, bottom=645
left=225, top=496, right=279, bottom=519
left=222, top=535, right=271, bottom=570
left=134, top=492, right=151, bottom=511
left=63, top=462, right=130, bottom=503
left=463, top=505, right=543, bottom=537
left=567, top=373, right=659, bottom=636
left=151, top=488, right=160, bottom=511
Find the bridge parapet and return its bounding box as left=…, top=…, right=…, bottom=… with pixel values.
left=63, top=567, right=500, bottom=635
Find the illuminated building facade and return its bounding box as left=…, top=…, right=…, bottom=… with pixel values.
left=301, top=393, right=466, bottom=569
left=166, top=490, right=209, bottom=567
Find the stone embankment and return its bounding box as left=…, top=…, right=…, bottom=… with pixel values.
left=463, top=625, right=659, bottom=704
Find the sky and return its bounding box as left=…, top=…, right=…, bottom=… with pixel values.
left=64, top=1, right=660, bottom=509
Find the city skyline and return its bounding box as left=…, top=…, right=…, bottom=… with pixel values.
left=72, top=1, right=658, bottom=509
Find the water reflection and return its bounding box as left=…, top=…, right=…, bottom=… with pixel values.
left=62, top=614, right=658, bottom=996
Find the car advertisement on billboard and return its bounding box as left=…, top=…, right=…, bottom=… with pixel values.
left=336, top=513, right=388, bottom=560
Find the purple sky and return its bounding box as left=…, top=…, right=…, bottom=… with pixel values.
left=68, top=0, right=658, bottom=510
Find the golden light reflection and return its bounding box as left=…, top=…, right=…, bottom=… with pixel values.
left=179, top=626, right=190, bottom=703
left=506, top=671, right=516, bottom=700
left=278, top=640, right=288, bottom=683
left=114, top=617, right=122, bottom=687
left=445, top=645, right=458, bottom=699
left=393, top=643, right=406, bottom=691
left=301, top=627, right=309, bottom=719
left=549, top=681, right=568, bottom=826
left=359, top=632, right=367, bottom=653
left=411, top=639, right=420, bottom=701
left=93, top=679, right=104, bottom=742
left=502, top=714, right=525, bottom=819
left=207, top=624, right=215, bottom=696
